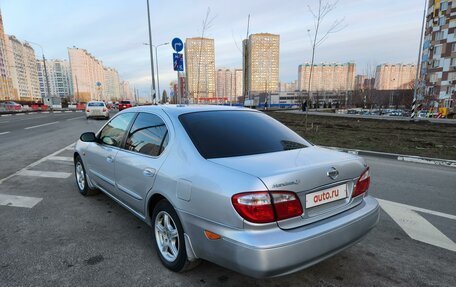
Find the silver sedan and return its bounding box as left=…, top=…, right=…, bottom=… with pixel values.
left=74, top=105, right=379, bottom=278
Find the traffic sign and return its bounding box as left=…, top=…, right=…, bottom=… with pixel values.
left=173, top=53, right=184, bottom=71
left=96, top=81, right=102, bottom=87
left=172, top=38, right=183, bottom=53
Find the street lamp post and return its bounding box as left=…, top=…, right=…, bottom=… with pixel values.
left=144, top=42, right=168, bottom=104
left=146, top=0, right=156, bottom=103
left=153, top=43, right=169, bottom=104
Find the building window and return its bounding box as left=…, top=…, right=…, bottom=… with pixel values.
left=434, top=45, right=442, bottom=56
left=440, top=1, right=448, bottom=11
left=435, top=31, right=445, bottom=41
left=451, top=58, right=456, bottom=67
left=439, top=16, right=446, bottom=26
left=430, top=73, right=438, bottom=83
left=448, top=72, right=456, bottom=82
left=453, top=43, right=456, bottom=52
left=432, top=59, right=440, bottom=68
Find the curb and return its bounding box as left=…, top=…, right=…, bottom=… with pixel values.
left=323, top=146, right=456, bottom=168
left=0, top=110, right=83, bottom=116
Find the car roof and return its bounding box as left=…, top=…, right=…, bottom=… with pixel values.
left=125, top=105, right=255, bottom=117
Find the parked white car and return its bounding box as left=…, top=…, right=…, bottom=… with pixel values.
left=85, top=101, right=109, bottom=119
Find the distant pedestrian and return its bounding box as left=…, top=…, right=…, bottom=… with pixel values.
left=264, top=100, right=268, bottom=111
left=302, top=100, right=307, bottom=112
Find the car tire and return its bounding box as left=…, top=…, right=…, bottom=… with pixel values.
left=152, top=199, right=200, bottom=272
left=74, top=155, right=99, bottom=196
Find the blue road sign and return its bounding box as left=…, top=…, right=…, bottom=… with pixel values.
left=96, top=81, right=102, bottom=87
left=172, top=38, right=183, bottom=53
left=173, top=53, right=184, bottom=71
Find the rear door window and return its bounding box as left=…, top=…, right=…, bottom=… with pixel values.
left=125, top=112, right=169, bottom=156
left=179, top=111, right=309, bottom=159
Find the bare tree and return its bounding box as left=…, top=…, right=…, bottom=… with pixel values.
left=195, top=7, right=216, bottom=104
left=305, top=0, right=346, bottom=128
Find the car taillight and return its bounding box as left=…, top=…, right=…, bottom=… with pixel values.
left=232, top=191, right=303, bottom=223
left=86, top=109, right=90, bottom=112
left=103, top=108, right=107, bottom=112
left=352, top=167, right=370, bottom=197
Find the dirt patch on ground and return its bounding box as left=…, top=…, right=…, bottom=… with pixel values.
left=267, top=111, right=456, bottom=160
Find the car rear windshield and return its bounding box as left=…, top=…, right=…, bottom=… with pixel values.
left=88, top=102, right=104, bottom=107
left=120, top=101, right=131, bottom=104
left=179, top=110, right=309, bottom=159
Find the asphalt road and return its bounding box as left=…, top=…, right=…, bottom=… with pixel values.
left=0, top=112, right=455, bottom=286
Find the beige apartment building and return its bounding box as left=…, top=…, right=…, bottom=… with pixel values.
left=184, top=37, right=216, bottom=102
left=298, top=63, right=355, bottom=92
left=243, top=33, right=280, bottom=95
left=0, top=12, right=16, bottom=100
left=68, top=47, right=106, bottom=102
left=5, top=35, right=41, bottom=101
left=216, top=68, right=243, bottom=103
left=374, top=64, right=416, bottom=90
left=279, top=80, right=297, bottom=92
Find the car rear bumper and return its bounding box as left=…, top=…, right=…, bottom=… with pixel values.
left=182, top=196, right=379, bottom=278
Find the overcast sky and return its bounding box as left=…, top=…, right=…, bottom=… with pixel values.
left=1, top=0, right=424, bottom=97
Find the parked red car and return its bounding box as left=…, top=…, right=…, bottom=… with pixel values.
left=118, top=100, right=135, bottom=111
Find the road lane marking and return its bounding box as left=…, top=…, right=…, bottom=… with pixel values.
left=376, top=198, right=456, bottom=221
left=0, top=131, right=10, bottom=135
left=1, top=114, right=12, bottom=117
left=0, top=143, right=75, bottom=185
left=378, top=199, right=456, bottom=252
left=53, top=111, right=61, bottom=113
left=0, top=194, right=42, bottom=208
left=24, top=121, right=59, bottom=130
left=66, top=116, right=85, bottom=121
left=17, top=170, right=72, bottom=179
left=16, top=113, right=25, bottom=116
left=48, top=156, right=73, bottom=162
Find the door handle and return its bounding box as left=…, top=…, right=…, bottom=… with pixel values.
left=143, top=168, right=156, bottom=177
left=106, top=155, right=114, bottom=163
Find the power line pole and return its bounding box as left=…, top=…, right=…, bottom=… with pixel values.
left=146, top=0, right=156, bottom=103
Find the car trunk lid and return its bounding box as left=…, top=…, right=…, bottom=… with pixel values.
left=209, top=146, right=367, bottom=229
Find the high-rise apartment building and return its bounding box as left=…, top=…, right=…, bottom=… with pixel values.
left=374, top=64, right=416, bottom=90
left=37, top=59, right=72, bottom=98
left=279, top=80, right=297, bottom=92
left=184, top=37, right=215, bottom=102
left=298, top=63, right=355, bottom=92
left=104, top=67, right=121, bottom=101
left=243, top=33, right=280, bottom=95
left=0, top=11, right=16, bottom=100
left=233, top=69, right=243, bottom=101
left=421, top=0, right=456, bottom=101
left=5, top=35, right=40, bottom=101
left=120, top=80, right=134, bottom=100
left=216, top=68, right=232, bottom=101
left=68, top=47, right=106, bottom=102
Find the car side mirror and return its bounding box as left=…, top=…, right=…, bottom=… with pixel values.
left=80, top=132, right=97, bottom=142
